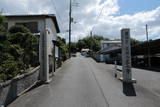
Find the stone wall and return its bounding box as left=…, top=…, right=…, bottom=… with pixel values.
left=0, top=66, right=40, bottom=106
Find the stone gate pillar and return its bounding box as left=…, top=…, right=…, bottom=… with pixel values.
left=121, top=28, right=132, bottom=82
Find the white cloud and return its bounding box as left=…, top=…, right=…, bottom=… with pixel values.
left=92, top=5, right=160, bottom=40
left=0, top=0, right=160, bottom=41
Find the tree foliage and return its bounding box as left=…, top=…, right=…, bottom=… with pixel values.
left=77, top=35, right=109, bottom=52
left=67, top=42, right=77, bottom=53
left=0, top=15, right=6, bottom=32
left=56, top=36, right=68, bottom=61
left=0, top=16, right=39, bottom=82
left=9, top=25, right=30, bottom=33
left=130, top=38, right=143, bottom=46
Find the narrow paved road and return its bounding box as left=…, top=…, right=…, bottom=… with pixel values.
left=8, top=53, right=160, bottom=107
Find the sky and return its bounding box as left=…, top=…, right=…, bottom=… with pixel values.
left=0, top=0, right=160, bottom=42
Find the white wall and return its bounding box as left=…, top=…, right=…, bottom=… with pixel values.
left=55, top=46, right=59, bottom=57
left=7, top=18, right=44, bottom=31
left=45, top=18, right=57, bottom=55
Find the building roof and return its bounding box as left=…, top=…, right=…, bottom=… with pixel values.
left=101, top=40, right=121, bottom=44
left=101, top=39, right=160, bottom=55
left=81, top=48, right=90, bottom=52
left=5, top=14, right=60, bottom=33
left=101, top=47, right=121, bottom=54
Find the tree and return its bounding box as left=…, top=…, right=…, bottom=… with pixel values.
left=130, top=38, right=142, bottom=46
left=0, top=21, right=39, bottom=82
left=56, top=36, right=68, bottom=61
left=0, top=15, right=6, bottom=32
left=69, top=42, right=77, bottom=53
left=9, top=25, right=30, bottom=33
left=76, top=40, right=86, bottom=51
left=76, top=35, right=109, bottom=52
left=0, top=15, right=21, bottom=82
left=8, top=26, right=38, bottom=68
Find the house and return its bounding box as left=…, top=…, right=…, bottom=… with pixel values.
left=5, top=14, right=60, bottom=83
left=100, top=40, right=121, bottom=62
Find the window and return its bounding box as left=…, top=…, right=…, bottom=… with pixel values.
left=125, top=31, right=129, bottom=36
left=16, top=22, right=38, bottom=33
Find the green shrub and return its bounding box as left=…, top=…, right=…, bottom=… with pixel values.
left=0, top=60, right=23, bottom=81
left=0, top=23, right=39, bottom=82
left=9, top=25, right=30, bottom=33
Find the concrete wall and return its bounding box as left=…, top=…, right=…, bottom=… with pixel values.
left=55, top=46, right=59, bottom=57
left=0, top=66, right=40, bottom=106
left=45, top=18, right=58, bottom=79
left=45, top=18, right=57, bottom=55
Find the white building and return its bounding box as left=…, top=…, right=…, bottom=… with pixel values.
left=100, top=40, right=121, bottom=62
left=5, top=14, right=60, bottom=83
left=101, top=40, right=121, bottom=50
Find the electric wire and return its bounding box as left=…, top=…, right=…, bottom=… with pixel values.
left=50, top=0, right=66, bottom=32
left=91, top=4, right=105, bottom=34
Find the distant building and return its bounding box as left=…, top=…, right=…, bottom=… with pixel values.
left=5, top=14, right=60, bottom=82
left=100, top=40, right=121, bottom=62
left=101, top=40, right=121, bottom=50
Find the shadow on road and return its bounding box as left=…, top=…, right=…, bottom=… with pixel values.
left=25, top=81, right=44, bottom=93
left=123, top=82, right=136, bottom=96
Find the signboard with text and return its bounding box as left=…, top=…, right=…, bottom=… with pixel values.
left=121, top=29, right=132, bottom=82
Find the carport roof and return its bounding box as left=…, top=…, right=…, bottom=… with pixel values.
left=101, top=39, right=160, bottom=55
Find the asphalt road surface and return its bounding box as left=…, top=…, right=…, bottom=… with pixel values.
left=8, top=53, right=160, bottom=107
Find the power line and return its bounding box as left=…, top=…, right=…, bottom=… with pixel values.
left=89, top=5, right=105, bottom=51
left=91, top=4, right=105, bottom=33
left=50, top=0, right=65, bottom=31
left=50, top=0, right=63, bottom=22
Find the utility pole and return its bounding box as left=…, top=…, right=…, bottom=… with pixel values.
left=90, top=30, right=92, bottom=37
left=68, top=0, right=79, bottom=58
left=69, top=0, right=72, bottom=58
left=90, top=30, right=93, bottom=51
left=146, top=24, right=151, bottom=67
